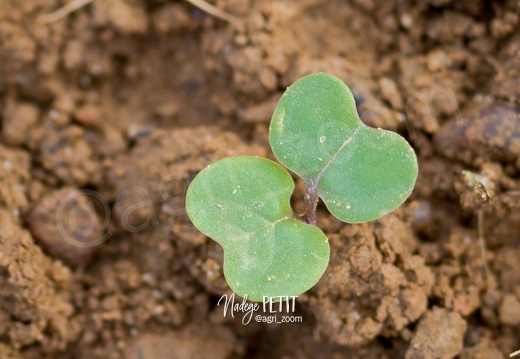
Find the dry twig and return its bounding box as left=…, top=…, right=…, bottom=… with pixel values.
left=184, top=0, right=241, bottom=28
left=38, top=0, right=95, bottom=24
left=38, top=0, right=241, bottom=29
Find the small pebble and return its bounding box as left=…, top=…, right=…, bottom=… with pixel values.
left=434, top=102, right=520, bottom=167
left=28, top=188, right=107, bottom=267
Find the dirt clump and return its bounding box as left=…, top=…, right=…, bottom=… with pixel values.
left=434, top=102, right=520, bottom=168
left=0, top=145, right=34, bottom=212
left=27, top=188, right=106, bottom=267
left=405, top=307, right=467, bottom=359
left=124, top=323, right=239, bottom=359
left=309, top=214, right=434, bottom=346
left=0, top=209, right=76, bottom=354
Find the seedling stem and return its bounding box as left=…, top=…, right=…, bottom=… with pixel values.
left=302, top=181, right=319, bottom=225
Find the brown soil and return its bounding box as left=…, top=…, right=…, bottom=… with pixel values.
left=1, top=0, right=519, bottom=358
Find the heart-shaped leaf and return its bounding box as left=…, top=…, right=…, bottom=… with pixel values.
left=270, top=73, right=418, bottom=223
left=186, top=156, right=330, bottom=301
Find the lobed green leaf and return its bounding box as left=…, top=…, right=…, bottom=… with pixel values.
left=186, top=156, right=330, bottom=301
left=270, top=73, right=418, bottom=223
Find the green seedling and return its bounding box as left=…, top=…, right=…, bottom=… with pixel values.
left=186, top=73, right=418, bottom=302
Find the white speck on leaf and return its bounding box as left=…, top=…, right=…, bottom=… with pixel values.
left=320, top=135, right=326, bottom=143
left=277, top=108, right=286, bottom=133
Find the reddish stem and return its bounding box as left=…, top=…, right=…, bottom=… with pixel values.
left=301, top=180, right=319, bottom=226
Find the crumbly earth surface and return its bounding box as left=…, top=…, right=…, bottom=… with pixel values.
left=0, top=0, right=519, bottom=358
